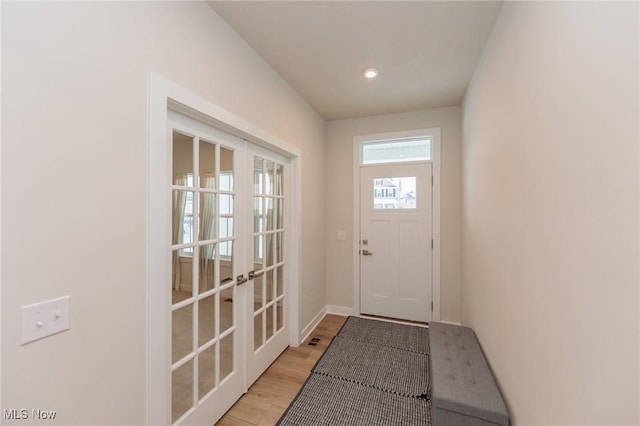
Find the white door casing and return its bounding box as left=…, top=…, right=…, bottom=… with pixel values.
left=360, top=164, right=433, bottom=322
left=352, top=128, right=441, bottom=322
left=148, top=74, right=302, bottom=425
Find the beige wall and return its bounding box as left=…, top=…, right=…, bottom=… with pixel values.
left=1, top=2, right=325, bottom=424
left=462, top=2, right=639, bottom=424
left=326, top=107, right=462, bottom=323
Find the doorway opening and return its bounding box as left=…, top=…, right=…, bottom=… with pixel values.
left=148, top=74, right=302, bottom=425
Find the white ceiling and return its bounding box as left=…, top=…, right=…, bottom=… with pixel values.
left=209, top=1, right=503, bottom=121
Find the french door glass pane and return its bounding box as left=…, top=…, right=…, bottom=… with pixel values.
left=199, top=140, right=216, bottom=189
left=199, top=243, right=215, bottom=292
left=253, top=157, right=263, bottom=193
left=220, top=242, right=234, bottom=284
left=253, top=197, right=263, bottom=232
left=198, top=295, right=216, bottom=346
left=254, top=235, right=264, bottom=268
left=276, top=199, right=284, bottom=230
left=266, top=306, right=274, bottom=341
left=220, top=286, right=233, bottom=334
left=220, top=194, right=233, bottom=215
left=220, top=333, right=234, bottom=381
left=253, top=313, right=262, bottom=351
left=276, top=232, right=284, bottom=264
left=254, top=274, right=264, bottom=309
left=275, top=164, right=283, bottom=196
left=199, top=193, right=216, bottom=241
left=172, top=360, right=194, bottom=423
left=265, top=160, right=274, bottom=195
left=173, top=131, right=194, bottom=182
left=198, top=346, right=216, bottom=398
left=265, top=198, right=274, bottom=231
left=220, top=174, right=233, bottom=191
left=172, top=304, right=193, bottom=363
left=276, top=265, right=284, bottom=297
left=172, top=250, right=192, bottom=301
left=220, top=147, right=234, bottom=191
left=266, top=270, right=274, bottom=304
left=276, top=300, right=283, bottom=331
left=265, top=233, right=273, bottom=267
left=173, top=191, right=194, bottom=245
left=219, top=217, right=234, bottom=239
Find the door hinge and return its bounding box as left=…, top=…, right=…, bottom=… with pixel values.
left=431, top=175, right=433, bottom=185
left=431, top=238, right=433, bottom=249
left=431, top=301, right=434, bottom=312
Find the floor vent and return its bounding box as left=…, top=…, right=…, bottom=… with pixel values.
left=308, top=337, right=321, bottom=346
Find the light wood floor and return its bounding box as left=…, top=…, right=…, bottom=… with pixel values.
left=215, top=314, right=348, bottom=426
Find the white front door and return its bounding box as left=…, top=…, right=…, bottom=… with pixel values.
left=359, top=163, right=433, bottom=322
left=167, top=113, right=290, bottom=425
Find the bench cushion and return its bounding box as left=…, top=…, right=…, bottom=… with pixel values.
left=429, top=322, right=509, bottom=426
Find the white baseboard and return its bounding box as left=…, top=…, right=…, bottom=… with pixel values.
left=299, top=306, right=327, bottom=343
left=326, top=305, right=354, bottom=316
left=438, top=320, right=462, bottom=326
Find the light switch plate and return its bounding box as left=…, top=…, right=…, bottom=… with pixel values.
left=337, top=230, right=347, bottom=241
left=21, top=296, right=70, bottom=345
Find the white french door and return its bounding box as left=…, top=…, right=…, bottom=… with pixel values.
left=167, top=112, right=289, bottom=425
left=246, top=148, right=289, bottom=385
left=169, top=113, right=246, bottom=425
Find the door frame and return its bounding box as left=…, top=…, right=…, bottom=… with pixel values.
left=352, top=128, right=441, bottom=321
left=147, top=73, right=302, bottom=425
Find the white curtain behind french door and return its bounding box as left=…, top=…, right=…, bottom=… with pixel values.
left=167, top=111, right=290, bottom=425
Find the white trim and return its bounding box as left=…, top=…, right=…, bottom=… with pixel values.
left=0, top=1, right=4, bottom=417
left=147, top=73, right=171, bottom=426
left=299, top=307, right=327, bottom=344
left=352, top=128, right=441, bottom=322
left=147, top=73, right=302, bottom=425
left=352, top=140, right=360, bottom=317
left=301, top=306, right=353, bottom=344
left=288, top=155, right=302, bottom=346
left=432, top=130, right=442, bottom=321
left=437, top=320, right=462, bottom=327
left=326, top=305, right=354, bottom=316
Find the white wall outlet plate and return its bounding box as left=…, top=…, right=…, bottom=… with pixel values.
left=21, top=296, right=70, bottom=345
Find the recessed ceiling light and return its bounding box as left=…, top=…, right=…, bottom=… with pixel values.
left=364, top=68, right=378, bottom=79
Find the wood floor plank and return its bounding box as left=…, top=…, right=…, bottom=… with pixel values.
left=216, top=314, right=347, bottom=425
left=215, top=415, right=254, bottom=426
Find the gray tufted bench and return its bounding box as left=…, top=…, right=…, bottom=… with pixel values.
left=428, top=322, right=509, bottom=426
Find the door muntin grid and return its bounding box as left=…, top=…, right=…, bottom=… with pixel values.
left=171, top=129, right=237, bottom=423
left=252, top=157, right=286, bottom=352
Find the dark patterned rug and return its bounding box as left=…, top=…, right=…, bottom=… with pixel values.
left=277, top=316, right=431, bottom=426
